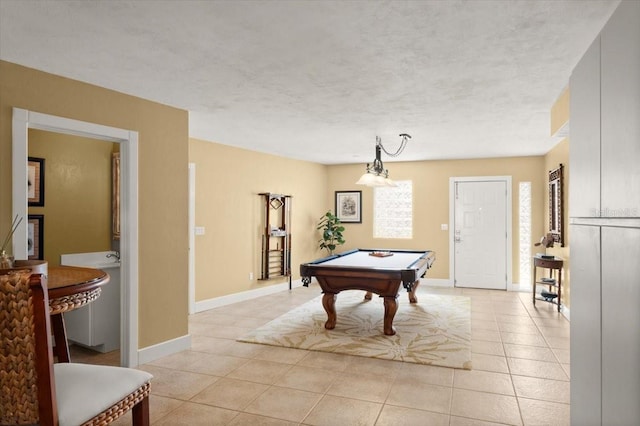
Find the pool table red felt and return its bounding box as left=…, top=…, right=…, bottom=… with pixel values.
left=300, top=249, right=436, bottom=335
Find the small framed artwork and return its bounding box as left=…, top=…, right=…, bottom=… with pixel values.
left=335, top=190, right=362, bottom=223
left=28, top=214, right=44, bottom=260
left=28, top=157, right=45, bottom=206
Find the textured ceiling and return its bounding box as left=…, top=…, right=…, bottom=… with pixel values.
left=0, top=0, right=619, bottom=164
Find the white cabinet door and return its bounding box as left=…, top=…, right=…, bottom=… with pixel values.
left=601, top=226, right=640, bottom=425
left=570, top=224, right=602, bottom=425
left=601, top=0, right=640, bottom=216
left=65, top=304, right=93, bottom=346
left=64, top=274, right=120, bottom=353
left=569, top=36, right=601, bottom=218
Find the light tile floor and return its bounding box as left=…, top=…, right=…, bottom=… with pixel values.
left=73, top=284, right=570, bottom=425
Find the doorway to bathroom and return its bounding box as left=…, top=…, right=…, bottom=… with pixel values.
left=12, top=108, right=140, bottom=367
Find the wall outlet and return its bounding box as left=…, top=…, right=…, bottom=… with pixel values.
left=249, top=272, right=254, bottom=280
left=195, top=226, right=205, bottom=235
left=441, top=224, right=448, bottom=231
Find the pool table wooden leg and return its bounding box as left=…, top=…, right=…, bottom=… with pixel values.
left=408, top=279, right=420, bottom=304
left=322, top=293, right=337, bottom=330
left=383, top=296, right=398, bottom=336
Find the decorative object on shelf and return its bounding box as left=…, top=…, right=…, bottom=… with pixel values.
left=335, top=190, right=362, bottom=223
left=317, top=211, right=345, bottom=255
left=534, top=232, right=555, bottom=249
left=538, top=254, right=555, bottom=259
left=356, top=133, right=411, bottom=187
left=270, top=226, right=286, bottom=237
left=259, top=193, right=292, bottom=286
left=1, top=215, right=23, bottom=268
left=548, top=163, right=564, bottom=246
left=27, top=215, right=44, bottom=260
left=0, top=251, right=11, bottom=269
left=27, top=156, right=45, bottom=206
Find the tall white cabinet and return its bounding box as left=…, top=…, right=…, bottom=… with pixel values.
left=569, top=2, right=640, bottom=425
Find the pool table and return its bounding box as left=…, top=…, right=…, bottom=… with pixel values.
left=300, top=248, right=436, bottom=335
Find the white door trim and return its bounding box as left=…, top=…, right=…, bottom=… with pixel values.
left=449, top=176, right=512, bottom=289
left=188, top=163, right=196, bottom=315
left=12, top=108, right=139, bottom=367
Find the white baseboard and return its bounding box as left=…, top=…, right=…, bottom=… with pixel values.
left=508, top=282, right=532, bottom=293
left=561, top=306, right=570, bottom=321
left=137, top=333, right=191, bottom=366
left=423, top=278, right=452, bottom=287
left=194, top=278, right=304, bottom=313
left=423, top=279, right=535, bottom=293
left=137, top=280, right=305, bottom=366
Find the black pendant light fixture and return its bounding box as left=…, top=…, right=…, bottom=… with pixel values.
left=356, top=133, right=411, bottom=187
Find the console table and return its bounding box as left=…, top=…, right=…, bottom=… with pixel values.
left=532, top=255, right=563, bottom=312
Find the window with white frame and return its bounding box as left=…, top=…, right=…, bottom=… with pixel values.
left=519, top=182, right=532, bottom=286
left=373, top=180, right=413, bottom=239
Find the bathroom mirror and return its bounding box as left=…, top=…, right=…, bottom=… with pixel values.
left=548, top=164, right=564, bottom=247
left=112, top=152, right=121, bottom=240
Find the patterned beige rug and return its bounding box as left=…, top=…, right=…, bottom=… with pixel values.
left=238, top=290, right=472, bottom=369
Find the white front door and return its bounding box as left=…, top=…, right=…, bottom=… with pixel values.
left=453, top=179, right=509, bottom=290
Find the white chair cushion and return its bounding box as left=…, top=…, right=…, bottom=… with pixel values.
left=54, top=363, right=153, bottom=426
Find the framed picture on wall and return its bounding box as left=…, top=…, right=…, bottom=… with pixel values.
left=28, top=214, right=44, bottom=260
left=28, top=157, right=45, bottom=206
left=335, top=190, right=362, bottom=223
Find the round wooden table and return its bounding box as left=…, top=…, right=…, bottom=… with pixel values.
left=46, top=266, right=110, bottom=362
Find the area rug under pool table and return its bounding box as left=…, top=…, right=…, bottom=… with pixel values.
left=237, top=290, right=472, bottom=369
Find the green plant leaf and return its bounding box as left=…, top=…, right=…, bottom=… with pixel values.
left=317, top=210, right=346, bottom=254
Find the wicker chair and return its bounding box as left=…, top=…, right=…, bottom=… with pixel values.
left=0, top=270, right=152, bottom=426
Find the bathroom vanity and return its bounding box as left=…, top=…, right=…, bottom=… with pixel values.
left=60, top=251, right=120, bottom=353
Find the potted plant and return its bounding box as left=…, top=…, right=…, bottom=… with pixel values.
left=317, top=211, right=345, bottom=255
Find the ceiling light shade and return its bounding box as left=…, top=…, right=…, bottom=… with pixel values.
left=373, top=174, right=388, bottom=187
left=355, top=172, right=378, bottom=186
left=384, top=177, right=397, bottom=187
left=355, top=134, right=411, bottom=187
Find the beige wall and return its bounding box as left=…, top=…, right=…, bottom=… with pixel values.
left=28, top=129, right=114, bottom=267
left=551, top=86, right=570, bottom=136
left=0, top=60, right=189, bottom=349
left=189, top=139, right=328, bottom=301
left=327, top=157, right=546, bottom=284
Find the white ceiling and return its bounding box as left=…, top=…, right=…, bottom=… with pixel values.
left=0, top=0, right=619, bottom=165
